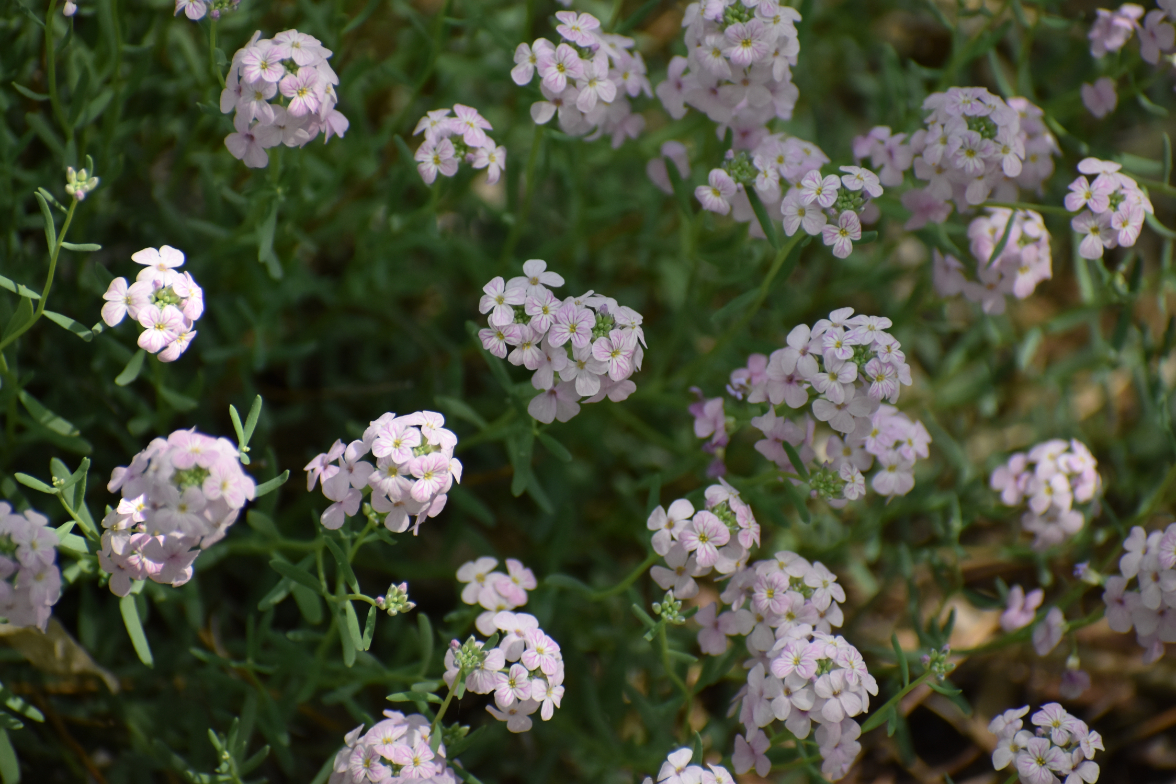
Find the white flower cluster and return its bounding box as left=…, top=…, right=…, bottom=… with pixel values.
left=727, top=308, right=928, bottom=501
left=512, top=11, right=649, bottom=146
left=455, top=557, right=537, bottom=635
left=933, top=208, right=1053, bottom=315
left=412, top=105, right=505, bottom=185
left=304, top=411, right=462, bottom=534
left=0, top=503, right=62, bottom=632
left=655, top=1, right=801, bottom=133
left=990, top=439, right=1101, bottom=550
left=1065, top=157, right=1152, bottom=260
left=101, top=430, right=255, bottom=597
left=220, top=30, right=349, bottom=169
left=641, top=748, right=735, bottom=784
left=989, top=704, right=1102, bottom=784
left=1103, top=523, right=1176, bottom=662
left=328, top=714, right=459, bottom=784
left=101, top=245, right=204, bottom=362
left=647, top=481, right=761, bottom=594
left=443, top=612, right=565, bottom=733
left=477, top=259, right=646, bottom=424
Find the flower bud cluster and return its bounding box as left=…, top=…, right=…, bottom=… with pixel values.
left=305, top=410, right=462, bottom=534
left=443, top=611, right=565, bottom=732
left=0, top=503, right=62, bottom=632
left=655, top=1, right=802, bottom=131
left=413, top=105, right=505, bottom=185
left=376, top=582, right=416, bottom=616
left=933, top=208, right=1053, bottom=315
left=220, top=30, right=349, bottom=169
left=1102, top=523, right=1176, bottom=662
left=512, top=12, right=649, bottom=146
left=990, top=439, right=1101, bottom=550
left=174, top=0, right=238, bottom=21
left=989, top=704, right=1102, bottom=784
left=101, top=429, right=255, bottom=597
left=328, top=714, right=459, bottom=784
left=455, top=557, right=537, bottom=635
left=101, top=245, right=204, bottom=362
left=64, top=166, right=99, bottom=200
left=477, top=259, right=646, bottom=424
left=647, top=480, right=761, bottom=594
left=640, top=748, right=735, bottom=784
left=1065, top=157, right=1152, bottom=260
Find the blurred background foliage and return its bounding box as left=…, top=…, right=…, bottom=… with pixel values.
left=4, top=0, right=1176, bottom=780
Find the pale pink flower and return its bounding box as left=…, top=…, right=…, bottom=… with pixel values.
left=527, top=381, right=581, bottom=424
left=799, top=170, right=839, bottom=208
left=548, top=303, right=595, bottom=348
left=539, top=44, right=585, bottom=93
left=696, top=169, right=737, bottom=215
left=1071, top=210, right=1115, bottom=260
left=1080, top=77, right=1117, bottom=119
left=279, top=70, right=322, bottom=117
left=225, top=112, right=281, bottom=168
left=409, top=453, right=449, bottom=502
left=415, top=138, right=459, bottom=184
left=821, top=211, right=861, bottom=259
left=451, top=104, right=493, bottom=149
left=732, top=730, right=770, bottom=776
left=101, top=278, right=152, bottom=326
left=136, top=305, right=184, bottom=353
left=472, top=145, right=507, bottom=184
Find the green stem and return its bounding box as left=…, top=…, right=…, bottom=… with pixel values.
left=500, top=124, right=544, bottom=264
left=657, top=623, right=691, bottom=738
left=209, top=18, right=226, bottom=89
left=344, top=593, right=379, bottom=606
left=0, top=197, right=77, bottom=354
left=44, top=0, right=75, bottom=146
left=589, top=552, right=659, bottom=601
left=349, top=517, right=377, bottom=560
left=430, top=677, right=460, bottom=742
left=859, top=671, right=932, bottom=733
left=983, top=200, right=1072, bottom=217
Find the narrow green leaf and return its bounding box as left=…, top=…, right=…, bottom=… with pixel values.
left=780, top=442, right=809, bottom=481
left=257, top=577, right=293, bottom=611
left=54, top=525, right=89, bottom=554
left=323, top=536, right=360, bottom=594
left=13, top=474, right=54, bottom=494
left=544, top=574, right=594, bottom=595
left=0, top=274, right=41, bottom=300
left=157, top=386, right=198, bottom=412
left=779, top=480, right=811, bottom=523
left=43, top=309, right=93, bottom=341
left=362, top=605, right=378, bottom=651
left=0, top=685, right=42, bottom=723
left=120, top=593, right=154, bottom=667
left=0, top=716, right=20, bottom=733
left=417, top=613, right=433, bottom=672
left=254, top=470, right=289, bottom=498
left=0, top=729, right=18, bottom=784
left=269, top=560, right=325, bottom=596
left=617, top=0, right=660, bottom=32
left=710, top=289, right=759, bottom=325
left=435, top=395, right=487, bottom=429
left=536, top=432, right=572, bottom=463
left=34, top=193, right=55, bottom=251
left=508, top=429, right=534, bottom=497
left=928, top=680, right=972, bottom=715
left=664, top=155, right=695, bottom=218
left=987, top=212, right=1017, bottom=266
left=858, top=230, right=879, bottom=244
left=257, top=202, right=282, bottom=279
left=243, top=396, right=263, bottom=444
left=3, top=299, right=34, bottom=342
left=292, top=583, right=323, bottom=624
left=1137, top=90, right=1169, bottom=117
left=745, top=188, right=781, bottom=250
left=11, top=82, right=48, bottom=101
left=18, top=391, right=78, bottom=436
left=66, top=68, right=92, bottom=127
left=59, top=241, right=101, bottom=252
left=340, top=603, right=360, bottom=667
left=891, top=633, right=909, bottom=687
left=114, top=349, right=146, bottom=386
left=691, top=731, right=704, bottom=765
left=246, top=510, right=280, bottom=538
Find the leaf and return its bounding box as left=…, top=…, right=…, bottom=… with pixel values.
left=508, top=428, right=534, bottom=497
left=339, top=604, right=359, bottom=667
left=745, top=189, right=781, bottom=250
left=43, top=309, right=93, bottom=341
left=0, top=274, right=41, bottom=300
left=270, top=560, right=325, bottom=596
left=617, top=0, right=661, bottom=32
left=158, top=386, right=199, bottom=412
left=987, top=212, right=1016, bottom=266
left=928, top=680, right=972, bottom=716
left=545, top=574, right=594, bottom=595
left=710, top=288, right=759, bottom=325
left=18, top=391, right=78, bottom=436
left=0, top=685, right=41, bottom=724
left=435, top=395, right=487, bottom=429
left=780, top=442, right=809, bottom=481
left=114, top=349, right=146, bottom=386
left=11, top=82, right=48, bottom=101
left=254, top=470, right=289, bottom=498
left=66, top=68, right=92, bottom=127
left=0, top=716, right=19, bottom=733
left=59, top=241, right=101, bottom=252
left=323, top=536, right=360, bottom=595
left=891, top=633, right=909, bottom=687
left=120, top=593, right=154, bottom=668
left=858, top=230, right=879, bottom=243
left=1137, top=90, right=1169, bottom=117
left=0, top=729, right=17, bottom=784
left=246, top=510, right=280, bottom=538
left=13, top=473, right=54, bottom=494
left=362, top=605, right=378, bottom=651
left=257, top=202, right=282, bottom=279
left=779, top=479, right=811, bottom=524
left=537, top=432, right=572, bottom=463
left=34, top=192, right=55, bottom=252
left=54, top=525, right=89, bottom=555
left=3, top=299, right=34, bottom=342
left=243, top=396, right=263, bottom=444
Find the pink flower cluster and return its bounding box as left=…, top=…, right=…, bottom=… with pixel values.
left=990, top=439, right=1101, bottom=550
left=456, top=557, right=537, bottom=635
left=220, top=30, right=349, bottom=169
left=476, top=259, right=645, bottom=424
left=641, top=748, right=735, bottom=784
left=511, top=11, right=649, bottom=146
left=1065, top=157, right=1152, bottom=260
left=655, top=1, right=802, bottom=134
left=0, top=503, right=62, bottom=632
left=1089, top=2, right=1176, bottom=63
left=647, top=481, right=761, bottom=592
left=328, top=714, right=459, bottom=784
left=100, top=429, right=255, bottom=597
left=101, top=245, right=204, bottom=362
left=933, top=208, right=1053, bottom=315
left=412, top=105, right=505, bottom=185
left=989, top=704, right=1102, bottom=784
left=442, top=612, right=565, bottom=732
left=1102, top=523, right=1176, bottom=662
left=304, top=410, right=461, bottom=534
left=173, top=0, right=238, bottom=21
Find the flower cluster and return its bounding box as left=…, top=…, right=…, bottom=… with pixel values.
left=1001, top=585, right=1069, bottom=659
left=174, top=0, right=238, bottom=21
left=100, top=430, right=255, bottom=597
left=456, top=557, right=537, bottom=636
left=1102, top=523, right=1176, bottom=661
left=220, top=30, right=348, bottom=169
left=989, top=704, right=1102, bottom=784
left=655, top=1, right=802, bottom=133
left=443, top=612, right=565, bottom=732
left=511, top=11, right=649, bottom=146
left=647, top=481, right=760, bottom=589
left=990, top=439, right=1101, bottom=550
left=0, top=504, right=62, bottom=632
left=476, top=259, right=646, bottom=424
left=327, top=714, right=459, bottom=784
left=933, top=208, right=1053, bottom=315
left=1065, top=157, right=1152, bottom=260
left=722, top=308, right=928, bottom=501
left=1089, top=2, right=1176, bottom=65
left=101, top=245, right=204, bottom=362
left=64, top=165, right=100, bottom=200
left=413, top=105, right=505, bottom=185
left=304, top=410, right=461, bottom=534
left=641, top=748, right=735, bottom=784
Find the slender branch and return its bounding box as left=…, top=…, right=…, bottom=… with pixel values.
left=209, top=18, right=226, bottom=89
left=0, top=197, right=78, bottom=353
left=344, top=593, right=379, bottom=606
left=859, top=671, right=932, bottom=733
